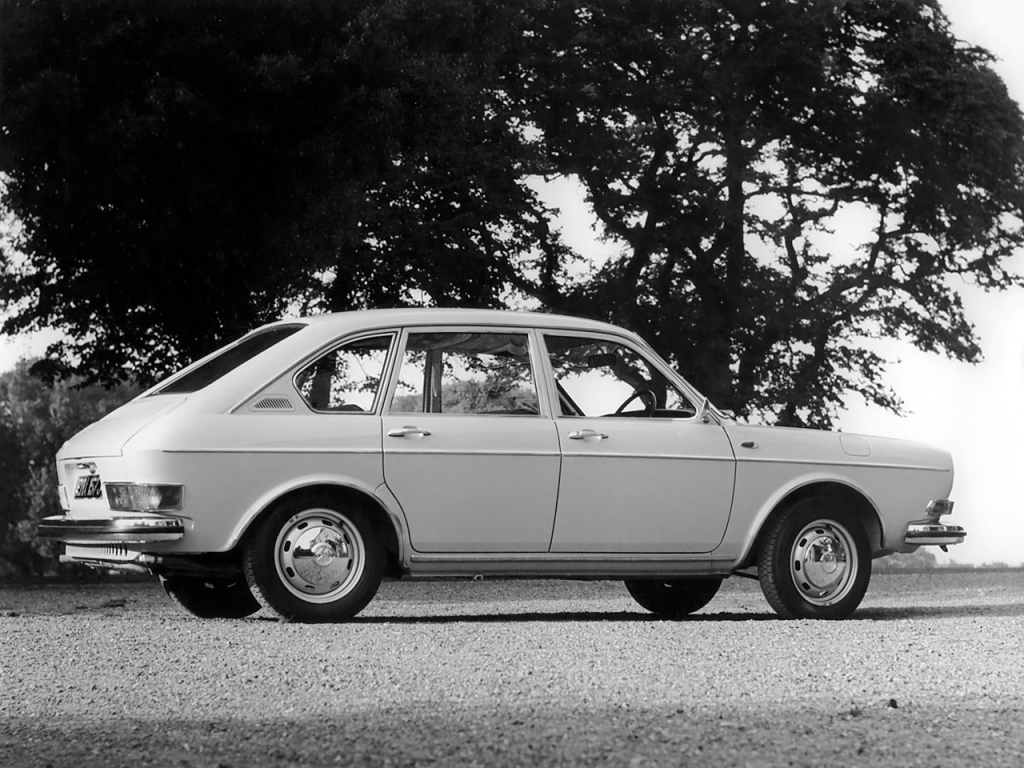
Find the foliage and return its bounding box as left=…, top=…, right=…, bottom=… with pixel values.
left=0, top=360, right=139, bottom=577
left=511, top=0, right=1024, bottom=425
left=2, top=0, right=1023, bottom=427
left=0, top=0, right=563, bottom=385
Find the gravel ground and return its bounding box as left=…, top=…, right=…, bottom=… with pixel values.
left=2, top=570, right=1023, bottom=768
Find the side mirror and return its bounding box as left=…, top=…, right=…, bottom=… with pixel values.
left=700, top=399, right=734, bottom=424
left=700, top=398, right=713, bottom=424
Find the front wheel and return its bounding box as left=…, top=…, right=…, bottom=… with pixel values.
left=243, top=493, right=384, bottom=623
left=758, top=498, right=871, bottom=619
left=624, top=578, right=722, bottom=618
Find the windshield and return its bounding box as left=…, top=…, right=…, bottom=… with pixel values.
left=152, top=324, right=305, bottom=395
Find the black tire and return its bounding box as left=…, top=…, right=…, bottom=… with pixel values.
left=624, top=577, right=722, bottom=618
left=243, top=493, right=384, bottom=623
left=159, top=575, right=261, bottom=619
left=758, top=497, right=871, bottom=619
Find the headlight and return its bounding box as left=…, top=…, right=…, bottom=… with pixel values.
left=925, top=499, right=954, bottom=518
left=106, top=483, right=184, bottom=512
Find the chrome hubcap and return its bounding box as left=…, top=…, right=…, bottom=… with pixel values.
left=790, top=519, right=857, bottom=606
left=275, top=508, right=365, bottom=603
left=311, top=540, right=341, bottom=568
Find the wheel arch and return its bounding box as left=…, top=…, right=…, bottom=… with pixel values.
left=739, top=481, right=882, bottom=570
left=234, top=481, right=406, bottom=578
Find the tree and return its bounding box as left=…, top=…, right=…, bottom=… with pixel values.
left=0, top=360, right=139, bottom=577
left=0, top=0, right=563, bottom=385
left=3, top=0, right=1022, bottom=428
left=511, top=0, right=1024, bottom=425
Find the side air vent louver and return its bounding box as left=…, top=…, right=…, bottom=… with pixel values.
left=249, top=395, right=295, bottom=412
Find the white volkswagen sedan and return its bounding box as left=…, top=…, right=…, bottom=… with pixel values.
left=40, top=309, right=965, bottom=621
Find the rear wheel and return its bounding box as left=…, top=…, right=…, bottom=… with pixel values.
left=758, top=497, right=871, bottom=619
left=160, top=575, right=261, bottom=619
left=243, top=493, right=384, bottom=623
left=624, top=578, right=722, bottom=618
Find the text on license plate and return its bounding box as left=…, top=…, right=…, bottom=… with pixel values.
left=75, top=475, right=103, bottom=499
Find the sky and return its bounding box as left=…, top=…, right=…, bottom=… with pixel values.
left=2, top=1, right=1023, bottom=565
left=838, top=0, right=1024, bottom=566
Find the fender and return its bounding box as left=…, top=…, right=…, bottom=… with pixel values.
left=227, top=472, right=407, bottom=552
left=726, top=469, right=883, bottom=567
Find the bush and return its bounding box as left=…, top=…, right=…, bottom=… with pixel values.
left=0, top=360, right=140, bottom=579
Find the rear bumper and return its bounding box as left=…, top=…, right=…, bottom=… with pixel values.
left=38, top=514, right=185, bottom=543
left=904, top=522, right=966, bottom=547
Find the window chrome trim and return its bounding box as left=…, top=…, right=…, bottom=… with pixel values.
left=289, top=331, right=399, bottom=416
left=536, top=329, right=703, bottom=423
left=382, top=326, right=548, bottom=418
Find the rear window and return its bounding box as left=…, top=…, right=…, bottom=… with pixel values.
left=153, top=324, right=305, bottom=395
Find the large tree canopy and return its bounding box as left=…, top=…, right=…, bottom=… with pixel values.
left=0, top=0, right=562, bottom=383
left=2, top=0, right=1022, bottom=427
left=512, top=0, right=1024, bottom=424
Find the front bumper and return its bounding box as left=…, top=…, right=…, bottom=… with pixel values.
left=902, top=499, right=964, bottom=548
left=38, top=514, right=185, bottom=543
left=904, top=522, right=966, bottom=547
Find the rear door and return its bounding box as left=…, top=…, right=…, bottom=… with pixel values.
left=382, top=328, right=561, bottom=553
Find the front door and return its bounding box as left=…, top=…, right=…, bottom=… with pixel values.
left=543, top=333, right=736, bottom=553
left=382, top=329, right=560, bottom=553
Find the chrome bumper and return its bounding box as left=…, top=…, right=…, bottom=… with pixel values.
left=904, top=522, right=966, bottom=547
left=38, top=514, right=185, bottom=543
left=903, top=499, right=964, bottom=548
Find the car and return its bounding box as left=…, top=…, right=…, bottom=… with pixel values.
left=39, top=308, right=965, bottom=621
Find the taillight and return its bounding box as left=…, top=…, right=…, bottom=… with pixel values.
left=105, top=483, right=184, bottom=512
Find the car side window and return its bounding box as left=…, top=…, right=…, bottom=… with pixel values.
left=544, top=335, right=695, bottom=418
left=390, top=331, right=539, bottom=415
left=294, top=334, right=394, bottom=412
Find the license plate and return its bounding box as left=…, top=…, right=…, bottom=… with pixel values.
left=74, top=475, right=103, bottom=499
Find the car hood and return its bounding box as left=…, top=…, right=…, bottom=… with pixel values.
left=723, top=422, right=953, bottom=472
left=57, top=395, right=188, bottom=460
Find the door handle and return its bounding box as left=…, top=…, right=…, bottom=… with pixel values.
left=387, top=426, right=433, bottom=438
left=568, top=429, right=609, bottom=441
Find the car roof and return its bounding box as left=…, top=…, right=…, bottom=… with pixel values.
left=284, top=307, right=627, bottom=335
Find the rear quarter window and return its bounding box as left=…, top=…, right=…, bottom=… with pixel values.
left=153, top=324, right=305, bottom=395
